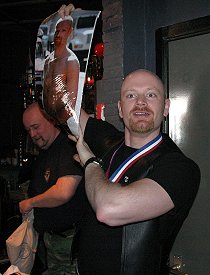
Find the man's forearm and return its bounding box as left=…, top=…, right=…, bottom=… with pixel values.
left=19, top=176, right=81, bottom=214
left=19, top=186, right=67, bottom=214
left=30, top=186, right=69, bottom=208
left=85, top=163, right=111, bottom=211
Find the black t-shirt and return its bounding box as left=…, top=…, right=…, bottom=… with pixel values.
left=77, top=118, right=200, bottom=274
left=28, top=132, right=84, bottom=234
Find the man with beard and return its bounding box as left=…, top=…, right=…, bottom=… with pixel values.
left=69, top=69, right=200, bottom=274
left=42, top=16, right=80, bottom=125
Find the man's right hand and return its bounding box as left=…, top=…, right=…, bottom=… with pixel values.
left=68, top=127, right=95, bottom=168
left=19, top=198, right=33, bottom=215
left=58, top=3, right=75, bottom=18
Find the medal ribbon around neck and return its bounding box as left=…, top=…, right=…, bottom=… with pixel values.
left=108, top=134, right=163, bottom=183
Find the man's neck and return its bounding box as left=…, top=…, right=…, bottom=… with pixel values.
left=49, top=128, right=61, bottom=146
left=124, top=129, right=161, bottom=149
left=54, top=46, right=68, bottom=59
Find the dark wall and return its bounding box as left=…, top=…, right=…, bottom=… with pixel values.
left=123, top=0, right=210, bottom=75
left=0, top=29, right=36, bottom=158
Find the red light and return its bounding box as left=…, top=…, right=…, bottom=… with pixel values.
left=94, top=42, right=104, bottom=57
left=86, top=76, right=94, bottom=86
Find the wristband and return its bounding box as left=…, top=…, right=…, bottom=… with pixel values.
left=84, top=157, right=103, bottom=169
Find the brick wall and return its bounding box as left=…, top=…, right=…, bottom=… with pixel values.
left=97, top=0, right=124, bottom=130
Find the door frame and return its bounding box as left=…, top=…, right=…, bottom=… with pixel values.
left=155, top=15, right=210, bottom=274
left=155, top=15, right=210, bottom=133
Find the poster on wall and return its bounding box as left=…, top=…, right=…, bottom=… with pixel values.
left=35, top=8, right=101, bottom=135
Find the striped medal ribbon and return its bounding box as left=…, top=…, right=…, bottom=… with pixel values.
left=108, top=134, right=163, bottom=183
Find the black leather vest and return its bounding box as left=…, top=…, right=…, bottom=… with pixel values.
left=106, top=136, right=181, bottom=275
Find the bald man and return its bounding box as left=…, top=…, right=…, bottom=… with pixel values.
left=70, top=69, right=200, bottom=275
left=42, top=16, right=80, bottom=125
left=19, top=102, right=83, bottom=274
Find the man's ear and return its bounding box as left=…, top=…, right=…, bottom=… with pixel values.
left=163, top=98, right=170, bottom=117
left=118, top=100, right=123, bottom=118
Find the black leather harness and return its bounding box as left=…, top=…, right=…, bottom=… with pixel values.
left=103, top=135, right=181, bottom=275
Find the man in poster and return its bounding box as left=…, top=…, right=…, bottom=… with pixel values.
left=42, top=15, right=80, bottom=126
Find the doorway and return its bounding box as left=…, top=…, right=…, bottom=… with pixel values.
left=156, top=16, right=210, bottom=275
